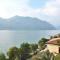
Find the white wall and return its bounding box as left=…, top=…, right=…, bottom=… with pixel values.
left=47, top=44, right=60, bottom=53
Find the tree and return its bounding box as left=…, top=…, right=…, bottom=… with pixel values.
left=7, top=47, right=20, bottom=60
left=58, top=34, right=60, bottom=37
left=57, top=40, right=60, bottom=46
left=53, top=35, right=57, bottom=38
left=0, top=53, right=6, bottom=60
left=20, top=43, right=31, bottom=53
left=31, top=44, right=38, bottom=52
left=50, top=36, right=54, bottom=39
left=19, top=43, right=32, bottom=60
left=50, top=34, right=60, bottom=39
left=38, top=38, right=48, bottom=50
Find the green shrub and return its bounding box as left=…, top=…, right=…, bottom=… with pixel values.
left=54, top=53, right=60, bottom=60
left=32, top=55, right=40, bottom=60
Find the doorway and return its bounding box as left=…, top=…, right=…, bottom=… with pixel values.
left=59, top=47, right=60, bottom=53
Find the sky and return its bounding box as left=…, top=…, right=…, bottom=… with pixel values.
left=0, top=0, right=60, bottom=26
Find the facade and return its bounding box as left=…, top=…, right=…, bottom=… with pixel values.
left=46, top=38, right=60, bottom=54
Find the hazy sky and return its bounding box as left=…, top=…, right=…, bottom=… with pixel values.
left=0, top=0, right=60, bottom=26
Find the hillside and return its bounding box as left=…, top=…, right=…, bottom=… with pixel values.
left=0, top=16, right=55, bottom=30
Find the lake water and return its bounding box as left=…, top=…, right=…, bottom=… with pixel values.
left=0, top=30, right=60, bottom=54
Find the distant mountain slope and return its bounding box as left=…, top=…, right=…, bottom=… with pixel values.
left=55, top=26, right=60, bottom=30
left=0, top=18, right=8, bottom=29
left=0, top=16, right=55, bottom=30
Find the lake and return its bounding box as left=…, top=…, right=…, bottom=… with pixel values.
left=0, top=30, right=60, bottom=54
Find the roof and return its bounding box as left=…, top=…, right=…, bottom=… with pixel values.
left=47, top=38, right=60, bottom=45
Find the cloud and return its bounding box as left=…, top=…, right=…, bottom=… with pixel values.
left=28, top=0, right=60, bottom=26
left=0, top=0, right=30, bottom=18
left=43, top=0, right=60, bottom=25
left=0, top=0, right=60, bottom=26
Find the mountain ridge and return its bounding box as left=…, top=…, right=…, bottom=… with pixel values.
left=0, top=16, right=56, bottom=30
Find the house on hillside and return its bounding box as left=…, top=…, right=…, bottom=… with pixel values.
left=46, top=38, right=60, bottom=54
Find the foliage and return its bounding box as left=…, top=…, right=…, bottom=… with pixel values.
left=2, top=35, right=60, bottom=60
left=32, top=55, right=40, bottom=60
left=20, top=43, right=32, bottom=53
left=20, top=43, right=32, bottom=60
left=53, top=35, right=58, bottom=38
left=7, top=46, right=20, bottom=60
left=50, top=33, right=60, bottom=39
left=58, top=34, right=60, bottom=37
left=38, top=50, right=55, bottom=60
left=50, top=36, right=54, bottom=39
left=57, top=40, right=60, bottom=46
left=54, top=53, right=60, bottom=60
left=19, top=48, right=24, bottom=54
left=31, top=44, right=38, bottom=52
left=15, top=56, right=20, bottom=60
left=0, top=53, right=6, bottom=60
left=32, top=50, right=55, bottom=60
left=38, top=38, right=48, bottom=50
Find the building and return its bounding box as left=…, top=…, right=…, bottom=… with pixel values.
left=46, top=38, right=60, bottom=54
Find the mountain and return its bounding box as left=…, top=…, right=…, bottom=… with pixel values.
left=0, top=18, right=8, bottom=29
left=0, top=16, right=55, bottom=30
left=55, top=26, right=60, bottom=30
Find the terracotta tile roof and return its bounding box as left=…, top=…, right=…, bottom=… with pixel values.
left=47, top=38, right=60, bottom=45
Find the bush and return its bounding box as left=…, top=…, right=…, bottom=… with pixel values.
left=0, top=53, right=6, bottom=60
left=54, top=53, right=60, bottom=60
left=38, top=38, right=48, bottom=50
left=32, top=55, right=40, bottom=60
